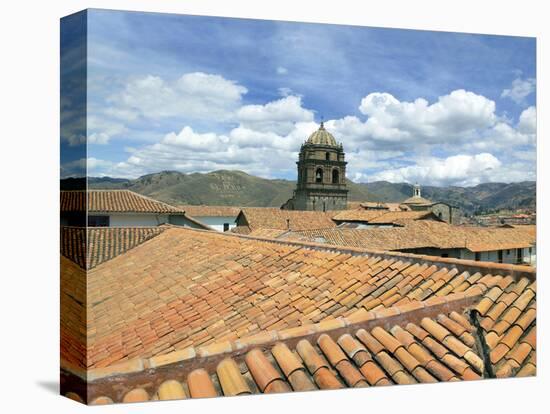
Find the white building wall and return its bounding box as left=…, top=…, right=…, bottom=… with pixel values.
left=109, top=214, right=169, bottom=227
left=168, top=215, right=207, bottom=229
left=458, top=246, right=536, bottom=266
left=193, top=216, right=237, bottom=232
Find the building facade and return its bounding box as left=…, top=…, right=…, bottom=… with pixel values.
left=282, top=122, right=348, bottom=211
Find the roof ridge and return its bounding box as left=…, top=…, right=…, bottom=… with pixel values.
left=80, top=290, right=483, bottom=382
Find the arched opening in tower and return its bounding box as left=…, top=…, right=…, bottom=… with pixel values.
left=315, top=168, right=323, bottom=183
left=332, top=168, right=339, bottom=184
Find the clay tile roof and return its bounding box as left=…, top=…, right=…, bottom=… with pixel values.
left=60, top=226, right=536, bottom=379
left=332, top=210, right=437, bottom=224
left=61, top=226, right=167, bottom=269
left=236, top=208, right=338, bottom=233
left=332, top=210, right=387, bottom=222
left=367, top=211, right=439, bottom=224
left=247, top=228, right=290, bottom=238
left=279, top=221, right=536, bottom=253
left=70, top=271, right=535, bottom=403
left=61, top=190, right=186, bottom=214
left=178, top=205, right=242, bottom=217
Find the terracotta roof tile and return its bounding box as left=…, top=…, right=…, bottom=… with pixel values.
left=157, top=380, right=186, bottom=400
left=71, top=273, right=536, bottom=403
left=61, top=226, right=167, bottom=270
left=216, top=358, right=251, bottom=396
left=178, top=205, right=242, bottom=217
left=122, top=388, right=149, bottom=403
left=61, top=190, right=187, bottom=214
left=235, top=208, right=338, bottom=234
left=60, top=226, right=536, bottom=404
left=245, top=349, right=286, bottom=393
left=63, top=226, right=534, bottom=370
left=186, top=369, right=218, bottom=399
left=280, top=221, right=536, bottom=253
left=296, top=339, right=329, bottom=374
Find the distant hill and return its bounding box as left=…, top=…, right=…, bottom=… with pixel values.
left=80, top=170, right=535, bottom=214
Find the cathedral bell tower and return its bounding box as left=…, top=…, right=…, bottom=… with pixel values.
left=282, top=122, right=348, bottom=211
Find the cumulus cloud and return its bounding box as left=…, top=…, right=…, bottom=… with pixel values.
left=162, top=126, right=229, bottom=150
left=86, top=75, right=535, bottom=186
left=355, top=90, right=496, bottom=147
left=370, top=153, right=503, bottom=186
left=107, top=72, right=247, bottom=121
left=501, top=77, right=536, bottom=104
left=518, top=106, right=536, bottom=134
left=87, top=115, right=128, bottom=145
left=237, top=95, right=314, bottom=135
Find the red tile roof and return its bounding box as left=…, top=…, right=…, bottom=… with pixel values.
left=234, top=208, right=338, bottom=233
left=280, top=221, right=536, bottom=253
left=61, top=226, right=167, bottom=269
left=61, top=190, right=186, bottom=214
left=60, top=226, right=535, bottom=375
left=64, top=272, right=536, bottom=403
left=179, top=205, right=242, bottom=217
left=332, top=210, right=438, bottom=224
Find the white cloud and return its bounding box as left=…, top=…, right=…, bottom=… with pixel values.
left=237, top=95, right=314, bottom=135
left=356, top=90, right=496, bottom=146
left=370, top=153, right=503, bottom=186
left=85, top=77, right=535, bottom=186
left=501, top=77, right=536, bottom=104
left=518, top=106, right=536, bottom=134
left=87, top=115, right=128, bottom=145
left=162, top=126, right=229, bottom=150
left=107, top=72, right=247, bottom=121
left=276, top=66, right=288, bottom=75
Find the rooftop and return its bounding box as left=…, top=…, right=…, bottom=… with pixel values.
left=61, top=226, right=535, bottom=378
left=179, top=205, right=243, bottom=217
left=64, top=261, right=536, bottom=403
left=61, top=226, right=167, bottom=269
left=234, top=208, right=338, bottom=233
left=357, top=201, right=410, bottom=212
left=279, top=221, right=536, bottom=253
left=332, top=210, right=439, bottom=225
left=402, top=195, right=433, bottom=206
left=61, top=190, right=187, bottom=214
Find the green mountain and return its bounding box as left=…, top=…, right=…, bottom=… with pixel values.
left=84, top=170, right=535, bottom=214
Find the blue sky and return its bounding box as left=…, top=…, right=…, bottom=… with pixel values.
left=61, top=9, right=537, bottom=186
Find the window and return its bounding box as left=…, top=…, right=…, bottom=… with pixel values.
left=325, top=152, right=330, bottom=161
left=498, top=250, right=503, bottom=263
left=332, top=169, right=339, bottom=184
left=516, top=248, right=523, bottom=264
left=315, top=168, right=323, bottom=183
left=223, top=223, right=230, bottom=232
left=475, top=252, right=481, bottom=261
left=88, top=215, right=109, bottom=227
left=441, top=253, right=449, bottom=258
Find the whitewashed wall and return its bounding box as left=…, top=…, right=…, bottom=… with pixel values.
left=192, top=216, right=237, bottom=232
left=459, top=247, right=536, bottom=266
left=109, top=214, right=169, bottom=227
left=168, top=215, right=208, bottom=229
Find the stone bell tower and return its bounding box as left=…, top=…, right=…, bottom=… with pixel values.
left=282, top=122, right=348, bottom=211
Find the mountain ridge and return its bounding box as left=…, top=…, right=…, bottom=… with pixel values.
left=73, top=170, right=535, bottom=215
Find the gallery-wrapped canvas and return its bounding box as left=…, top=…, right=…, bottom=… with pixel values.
left=60, top=9, right=537, bottom=405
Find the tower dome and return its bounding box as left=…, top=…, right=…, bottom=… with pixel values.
left=306, top=122, right=337, bottom=146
